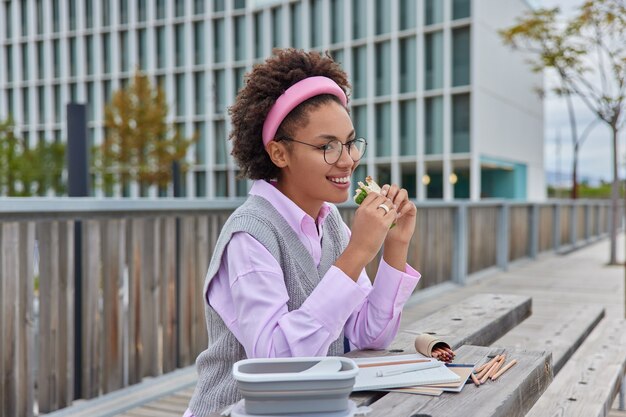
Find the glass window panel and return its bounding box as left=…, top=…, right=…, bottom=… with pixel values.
left=194, top=72, right=205, bottom=115
left=6, top=89, right=14, bottom=118
left=52, top=0, right=59, bottom=32
left=331, top=49, right=344, bottom=67
left=214, top=120, right=227, bottom=164
left=119, top=0, right=128, bottom=23
left=37, top=87, right=45, bottom=124
left=399, top=0, right=416, bottom=30
left=194, top=0, right=204, bottom=14
left=195, top=122, right=206, bottom=164
left=175, top=24, right=185, bottom=66
left=425, top=31, right=443, bottom=90
left=399, top=100, right=416, bottom=156
left=85, top=35, right=93, bottom=74
left=352, top=0, right=366, bottom=39
left=102, top=34, right=111, bottom=73
left=53, top=40, right=61, bottom=78
left=155, top=0, right=166, bottom=18
left=175, top=0, right=185, bottom=17
left=215, top=171, right=228, bottom=197
left=375, top=0, right=390, bottom=35
left=21, top=43, right=29, bottom=81
left=69, top=38, right=77, bottom=76
left=102, top=80, right=112, bottom=105
left=6, top=46, right=13, bottom=82
left=36, top=0, right=44, bottom=33
left=213, top=19, right=225, bottom=62
left=137, top=29, right=147, bottom=70
left=54, top=85, right=61, bottom=123
left=137, top=0, right=146, bottom=21
left=5, top=1, right=12, bottom=39
left=375, top=103, right=391, bottom=157
left=175, top=74, right=185, bottom=116
left=376, top=165, right=391, bottom=187
left=453, top=0, right=471, bottom=20
left=69, top=83, right=77, bottom=102
left=290, top=3, right=302, bottom=48
left=330, top=0, right=344, bottom=44
left=352, top=46, right=367, bottom=99
left=233, top=67, right=246, bottom=97
left=401, top=166, right=417, bottom=198
left=375, top=42, right=391, bottom=96
left=214, top=0, right=225, bottom=12
left=102, top=0, right=110, bottom=26
left=20, top=0, right=27, bottom=36
left=214, top=70, right=226, bottom=113
left=234, top=0, right=246, bottom=9
left=155, top=26, right=165, bottom=68
left=86, top=82, right=95, bottom=121
left=195, top=171, right=206, bottom=197
left=425, top=96, right=443, bottom=154
left=452, top=27, right=471, bottom=86
left=310, top=0, right=323, bottom=48
left=194, top=22, right=205, bottom=65
left=120, top=31, right=129, bottom=72
left=85, top=0, right=93, bottom=27
left=236, top=176, right=248, bottom=197
left=452, top=93, right=470, bottom=153
left=68, top=0, right=76, bottom=29
left=234, top=16, right=246, bottom=61
left=352, top=105, right=367, bottom=141
left=424, top=0, right=443, bottom=25
left=37, top=42, right=44, bottom=79
left=271, top=8, right=282, bottom=48
left=254, top=12, right=264, bottom=59
left=399, top=37, right=416, bottom=93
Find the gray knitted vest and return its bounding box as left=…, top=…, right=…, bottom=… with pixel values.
left=188, top=195, right=349, bottom=416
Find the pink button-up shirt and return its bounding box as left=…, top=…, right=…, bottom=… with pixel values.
left=184, top=180, right=420, bottom=416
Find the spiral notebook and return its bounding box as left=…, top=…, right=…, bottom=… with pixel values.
left=352, top=354, right=461, bottom=391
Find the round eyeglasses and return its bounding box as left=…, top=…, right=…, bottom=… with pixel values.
left=277, top=137, right=368, bottom=165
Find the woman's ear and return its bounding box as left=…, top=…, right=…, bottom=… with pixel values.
left=266, top=141, right=289, bottom=168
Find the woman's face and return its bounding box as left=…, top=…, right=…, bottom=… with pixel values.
left=277, top=100, right=360, bottom=214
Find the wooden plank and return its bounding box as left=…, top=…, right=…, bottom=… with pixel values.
left=509, top=205, right=530, bottom=261
left=1, top=223, right=20, bottom=416
left=363, top=345, right=552, bottom=417
left=467, top=207, right=498, bottom=274
left=140, top=218, right=159, bottom=378
left=538, top=206, right=553, bottom=252
left=128, top=218, right=144, bottom=385
left=57, top=221, right=74, bottom=407
left=194, top=216, right=209, bottom=357
left=37, top=221, right=60, bottom=412
left=82, top=220, right=102, bottom=399
left=526, top=318, right=626, bottom=417
left=494, top=303, right=605, bottom=374
left=18, top=223, right=35, bottom=417
left=160, top=217, right=177, bottom=374
left=102, top=219, right=125, bottom=392
left=178, top=217, right=196, bottom=366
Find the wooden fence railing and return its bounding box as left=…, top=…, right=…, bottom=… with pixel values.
left=0, top=198, right=613, bottom=416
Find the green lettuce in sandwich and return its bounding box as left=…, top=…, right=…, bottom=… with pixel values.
left=353, top=176, right=396, bottom=228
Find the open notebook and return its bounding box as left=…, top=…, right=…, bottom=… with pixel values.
left=352, top=354, right=461, bottom=391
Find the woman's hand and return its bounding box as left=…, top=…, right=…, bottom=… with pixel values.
left=381, top=184, right=417, bottom=245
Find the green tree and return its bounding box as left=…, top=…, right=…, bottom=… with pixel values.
left=93, top=71, right=197, bottom=196
left=0, top=118, right=66, bottom=196
left=500, top=0, right=626, bottom=265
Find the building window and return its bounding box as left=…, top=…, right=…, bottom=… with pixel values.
left=68, top=38, right=77, bottom=77
left=375, top=103, right=391, bottom=157
left=331, top=49, right=344, bottom=66
left=399, top=0, right=416, bottom=30
left=85, top=35, right=93, bottom=74
left=376, top=165, right=391, bottom=187
left=424, top=0, right=443, bottom=26
left=52, top=0, right=60, bottom=32
left=352, top=0, right=367, bottom=39
left=254, top=12, right=264, bottom=59
left=53, top=85, right=61, bottom=123
left=102, top=0, right=110, bottom=26
left=236, top=176, right=248, bottom=197
left=137, top=29, right=147, bottom=70
left=21, top=43, right=29, bottom=81
left=310, top=0, right=323, bottom=48
left=375, top=42, right=391, bottom=96
left=6, top=90, right=14, bottom=118
left=194, top=22, right=204, bottom=65
left=399, top=100, right=416, bottom=156
left=68, top=0, right=77, bottom=30
left=213, top=19, right=225, bottom=63
left=452, top=94, right=470, bottom=153
left=213, top=70, right=226, bottom=113
left=156, top=0, right=166, bottom=19
left=375, top=0, right=390, bottom=35
left=234, top=0, right=246, bottom=9
left=36, top=0, right=44, bottom=34
left=194, top=122, right=206, bottom=164
left=175, top=74, right=185, bottom=116
left=119, top=0, right=128, bottom=24
left=137, top=0, right=146, bottom=21
left=120, top=31, right=129, bottom=72
left=195, top=171, right=206, bottom=197
left=194, top=0, right=204, bottom=14
left=37, top=87, right=45, bottom=125
left=20, top=0, right=28, bottom=36
left=214, top=0, right=225, bottom=12
left=22, top=88, right=30, bottom=123
left=86, top=82, right=95, bottom=121
left=271, top=8, right=282, bottom=48
left=5, top=46, right=13, bottom=83
left=425, top=31, right=443, bottom=90
left=453, top=0, right=471, bottom=20
left=352, top=46, right=367, bottom=99
left=37, top=42, right=44, bottom=79
left=194, top=72, right=205, bottom=115
left=155, top=26, right=165, bottom=68
left=4, top=1, right=12, bottom=39
left=175, top=24, right=185, bottom=67
left=103, top=80, right=112, bottom=105
left=352, top=105, right=367, bottom=139
left=452, top=27, right=471, bottom=86
left=425, top=96, right=443, bottom=154
left=399, top=37, right=416, bottom=93
left=53, top=40, right=61, bottom=78
left=330, top=0, right=344, bottom=44
left=214, top=120, right=227, bottom=165
left=401, top=165, right=417, bottom=198
left=233, top=66, right=246, bottom=97
left=214, top=171, right=228, bottom=197
left=69, top=83, right=77, bottom=102
left=290, top=3, right=302, bottom=48
left=234, top=15, right=247, bottom=61
left=102, top=34, right=111, bottom=73
left=175, top=0, right=185, bottom=17
left=85, top=0, right=93, bottom=28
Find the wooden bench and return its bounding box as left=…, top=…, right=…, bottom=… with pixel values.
left=525, top=318, right=626, bottom=417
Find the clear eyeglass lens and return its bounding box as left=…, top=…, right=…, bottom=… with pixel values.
left=325, top=139, right=366, bottom=164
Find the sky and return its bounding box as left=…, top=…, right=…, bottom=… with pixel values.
left=538, top=0, right=625, bottom=184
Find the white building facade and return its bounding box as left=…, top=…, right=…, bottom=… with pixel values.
left=0, top=0, right=544, bottom=200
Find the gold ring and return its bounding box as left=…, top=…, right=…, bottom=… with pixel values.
left=377, top=203, right=390, bottom=214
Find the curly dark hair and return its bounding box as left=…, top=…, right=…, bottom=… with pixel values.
left=229, top=49, right=351, bottom=180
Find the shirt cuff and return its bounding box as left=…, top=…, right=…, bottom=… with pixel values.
left=300, top=265, right=369, bottom=337
left=368, top=259, right=421, bottom=314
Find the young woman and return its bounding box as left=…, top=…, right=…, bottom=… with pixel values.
left=184, top=49, right=445, bottom=416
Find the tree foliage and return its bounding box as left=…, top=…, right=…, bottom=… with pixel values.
left=93, top=71, right=197, bottom=196
left=500, top=0, right=626, bottom=264
left=0, top=118, right=66, bottom=196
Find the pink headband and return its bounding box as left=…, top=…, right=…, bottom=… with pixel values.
left=262, top=76, right=348, bottom=146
